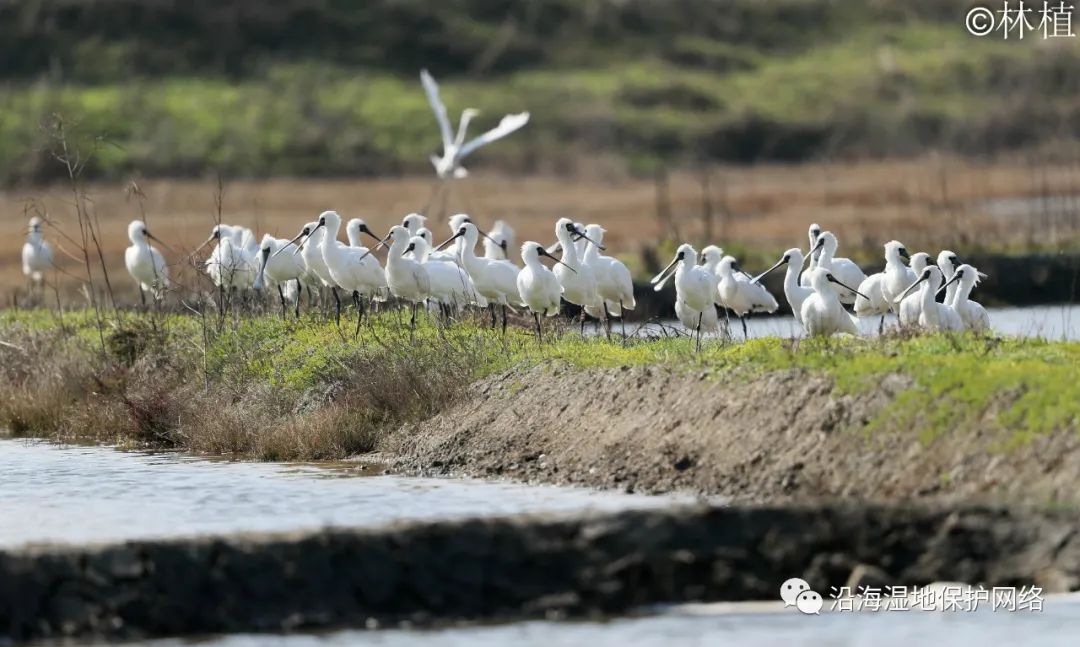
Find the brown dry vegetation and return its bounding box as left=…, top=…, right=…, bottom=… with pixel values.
left=0, top=314, right=475, bottom=461
left=4, top=156, right=1080, bottom=299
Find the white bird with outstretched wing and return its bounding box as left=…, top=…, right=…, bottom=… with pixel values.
left=420, top=69, right=530, bottom=179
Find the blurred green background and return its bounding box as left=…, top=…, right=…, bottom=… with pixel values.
left=1, top=0, right=1078, bottom=184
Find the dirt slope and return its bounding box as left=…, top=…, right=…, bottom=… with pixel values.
left=384, top=364, right=1080, bottom=504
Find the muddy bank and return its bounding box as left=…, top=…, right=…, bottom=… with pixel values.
left=386, top=364, right=1080, bottom=503
left=4, top=503, right=1080, bottom=643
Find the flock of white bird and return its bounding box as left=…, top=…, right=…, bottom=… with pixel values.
left=21, top=212, right=989, bottom=341
left=649, top=223, right=989, bottom=340
left=17, top=68, right=989, bottom=341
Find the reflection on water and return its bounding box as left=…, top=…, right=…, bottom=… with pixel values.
left=0, top=440, right=683, bottom=549
left=149, top=598, right=1080, bottom=647
left=631, top=305, right=1080, bottom=341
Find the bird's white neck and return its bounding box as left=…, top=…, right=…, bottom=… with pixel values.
left=785, top=262, right=803, bottom=293
left=557, top=232, right=580, bottom=269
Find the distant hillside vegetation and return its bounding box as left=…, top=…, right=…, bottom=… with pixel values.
left=1, top=0, right=1078, bottom=183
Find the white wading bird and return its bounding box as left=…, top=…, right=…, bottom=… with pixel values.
left=434, top=222, right=521, bottom=332
left=853, top=241, right=914, bottom=333
left=255, top=234, right=305, bottom=318
left=429, top=213, right=472, bottom=265
left=800, top=268, right=867, bottom=337
left=895, top=266, right=963, bottom=332
left=716, top=255, right=779, bottom=339
left=581, top=224, right=636, bottom=335
left=275, top=221, right=338, bottom=313
left=937, top=250, right=961, bottom=305
left=552, top=218, right=603, bottom=332
left=698, top=245, right=727, bottom=324
left=651, top=244, right=717, bottom=344
left=484, top=219, right=515, bottom=262
left=752, top=248, right=813, bottom=325
left=402, top=213, right=428, bottom=236
left=124, top=220, right=170, bottom=304
left=22, top=216, right=53, bottom=289
left=802, top=223, right=823, bottom=278
left=409, top=234, right=486, bottom=316
left=941, top=264, right=990, bottom=332
left=299, top=211, right=385, bottom=330
left=517, top=241, right=575, bottom=341
left=805, top=231, right=866, bottom=305
left=383, top=226, right=431, bottom=330
left=420, top=69, right=530, bottom=180
left=898, top=252, right=932, bottom=327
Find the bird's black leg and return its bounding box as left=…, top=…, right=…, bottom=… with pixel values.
left=501, top=304, right=508, bottom=335
left=741, top=316, right=748, bottom=341
left=277, top=284, right=287, bottom=321
left=294, top=280, right=302, bottom=318
left=354, top=291, right=363, bottom=338
left=619, top=300, right=627, bottom=340
left=879, top=314, right=885, bottom=335
left=332, top=287, right=341, bottom=326
left=489, top=303, right=496, bottom=329
left=533, top=312, right=542, bottom=342
left=696, top=312, right=703, bottom=352
left=139, top=286, right=146, bottom=308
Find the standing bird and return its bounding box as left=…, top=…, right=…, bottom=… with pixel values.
left=411, top=234, right=486, bottom=316
left=434, top=222, right=521, bottom=332
left=305, top=211, right=386, bottom=330
left=937, top=250, right=961, bottom=305
left=402, top=213, right=428, bottom=236
left=483, top=220, right=516, bottom=262
left=517, top=242, right=574, bottom=341
left=124, top=220, right=170, bottom=304
left=751, top=248, right=813, bottom=325
left=21, top=217, right=53, bottom=293
left=255, top=234, right=305, bottom=319
left=802, top=223, right=823, bottom=280
left=651, top=244, right=717, bottom=345
left=384, top=226, right=431, bottom=331
left=941, top=264, right=990, bottom=332
left=420, top=69, right=530, bottom=180
left=800, top=268, right=867, bottom=337
left=552, top=218, right=603, bottom=333
left=582, top=224, right=636, bottom=336
left=853, top=241, right=913, bottom=333
left=805, top=231, right=867, bottom=305
left=898, top=252, right=932, bottom=327
left=895, top=266, right=963, bottom=332
left=716, top=255, right=779, bottom=339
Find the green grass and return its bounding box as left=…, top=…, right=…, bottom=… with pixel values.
left=2, top=308, right=1079, bottom=455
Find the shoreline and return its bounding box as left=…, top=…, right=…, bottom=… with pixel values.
left=2, top=309, right=1079, bottom=504
left=5, top=503, right=1080, bottom=643
left=3, top=309, right=1080, bottom=641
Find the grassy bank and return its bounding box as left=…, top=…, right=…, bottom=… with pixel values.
left=1, top=308, right=1078, bottom=465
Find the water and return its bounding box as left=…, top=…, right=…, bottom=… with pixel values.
left=148, top=598, right=1080, bottom=647
left=4, top=441, right=1077, bottom=646
left=0, top=439, right=685, bottom=548
left=632, top=305, right=1080, bottom=341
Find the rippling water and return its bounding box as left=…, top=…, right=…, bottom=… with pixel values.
left=0, top=440, right=684, bottom=548
left=149, top=598, right=1080, bottom=647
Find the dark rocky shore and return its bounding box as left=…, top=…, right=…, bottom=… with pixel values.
left=3, top=503, right=1079, bottom=644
